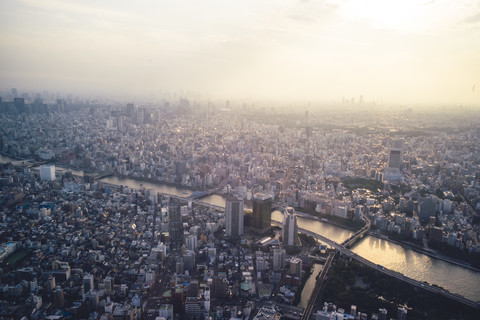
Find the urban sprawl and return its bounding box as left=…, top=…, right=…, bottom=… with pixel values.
left=0, top=89, right=479, bottom=320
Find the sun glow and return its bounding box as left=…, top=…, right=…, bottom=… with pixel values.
left=342, top=0, right=426, bottom=32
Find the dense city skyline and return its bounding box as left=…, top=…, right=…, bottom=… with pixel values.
left=1, top=0, right=480, bottom=105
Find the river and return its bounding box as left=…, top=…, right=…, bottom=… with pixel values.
left=352, top=235, right=480, bottom=303
left=3, top=156, right=478, bottom=302
left=298, top=264, right=323, bottom=308
left=94, top=175, right=480, bottom=303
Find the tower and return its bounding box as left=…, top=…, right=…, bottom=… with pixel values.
left=225, top=195, right=244, bottom=239
left=252, top=193, right=272, bottom=232
left=282, top=207, right=298, bottom=246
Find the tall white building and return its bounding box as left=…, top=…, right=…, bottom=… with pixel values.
left=283, top=207, right=298, bottom=246
left=40, top=164, right=55, bottom=181
left=225, top=195, right=244, bottom=239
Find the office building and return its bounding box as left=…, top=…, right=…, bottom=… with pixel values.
left=273, top=247, right=286, bottom=271
left=252, top=193, right=272, bottom=231
left=83, top=274, right=94, bottom=294
left=40, top=164, right=56, bottom=181
left=183, top=250, right=195, bottom=272
left=225, top=195, right=244, bottom=239
left=282, top=207, right=298, bottom=247
left=53, top=288, right=64, bottom=308
left=397, top=307, right=407, bottom=320
left=169, top=205, right=183, bottom=250
left=378, top=308, right=387, bottom=320
left=289, top=257, right=302, bottom=277
left=388, top=140, right=403, bottom=169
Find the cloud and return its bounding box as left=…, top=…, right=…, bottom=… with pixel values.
left=463, top=12, right=480, bottom=24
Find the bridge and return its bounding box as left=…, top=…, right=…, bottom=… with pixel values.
left=189, top=189, right=218, bottom=199
left=273, top=218, right=480, bottom=313
left=341, top=216, right=371, bottom=248
left=296, top=226, right=480, bottom=312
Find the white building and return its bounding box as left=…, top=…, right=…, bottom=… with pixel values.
left=40, top=164, right=56, bottom=181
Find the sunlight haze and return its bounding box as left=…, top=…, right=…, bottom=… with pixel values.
left=1, top=0, right=479, bottom=105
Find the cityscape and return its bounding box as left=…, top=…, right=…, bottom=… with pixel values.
left=0, top=91, right=479, bottom=319
left=1, top=1, right=480, bottom=320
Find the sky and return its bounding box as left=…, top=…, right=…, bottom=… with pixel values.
left=1, top=0, right=480, bottom=106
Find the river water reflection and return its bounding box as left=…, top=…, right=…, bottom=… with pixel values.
left=97, top=175, right=480, bottom=302
left=298, top=264, right=323, bottom=308
left=271, top=210, right=354, bottom=244
left=352, top=236, right=480, bottom=303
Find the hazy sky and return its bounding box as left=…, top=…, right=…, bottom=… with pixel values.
left=1, top=0, right=479, bottom=105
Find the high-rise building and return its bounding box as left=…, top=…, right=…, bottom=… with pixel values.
left=388, top=140, right=403, bottom=169
left=183, top=250, right=195, bottom=272
left=40, top=164, right=56, bottom=181
left=378, top=308, right=387, bottom=320
left=252, top=193, right=272, bottom=231
left=273, top=247, right=286, bottom=271
left=282, top=207, right=298, bottom=247
left=169, top=205, right=184, bottom=250
left=104, top=276, right=113, bottom=295
left=53, top=288, right=64, bottom=308
left=126, top=103, right=135, bottom=119
left=385, top=140, right=404, bottom=181
left=397, top=307, right=407, bottom=320
left=186, top=234, right=197, bottom=251
left=14, top=98, right=25, bottom=113
left=289, top=257, right=302, bottom=277
left=225, top=195, right=244, bottom=239
left=83, top=274, right=94, bottom=294
left=350, top=305, right=357, bottom=318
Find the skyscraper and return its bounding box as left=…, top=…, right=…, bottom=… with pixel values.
left=282, top=207, right=298, bottom=247
left=388, top=140, right=403, bottom=169
left=83, top=274, right=94, bottom=294
left=169, top=205, right=183, bottom=250
left=225, top=195, right=244, bottom=239
left=289, top=257, right=302, bottom=277
left=252, top=193, right=272, bottom=231
left=273, top=247, right=286, bottom=271
left=385, top=139, right=404, bottom=181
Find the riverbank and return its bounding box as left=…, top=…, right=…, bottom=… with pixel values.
left=54, top=162, right=205, bottom=193
left=324, top=256, right=480, bottom=320
left=294, top=211, right=361, bottom=232
left=368, top=232, right=480, bottom=273
left=114, top=174, right=199, bottom=192
left=296, top=209, right=480, bottom=273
